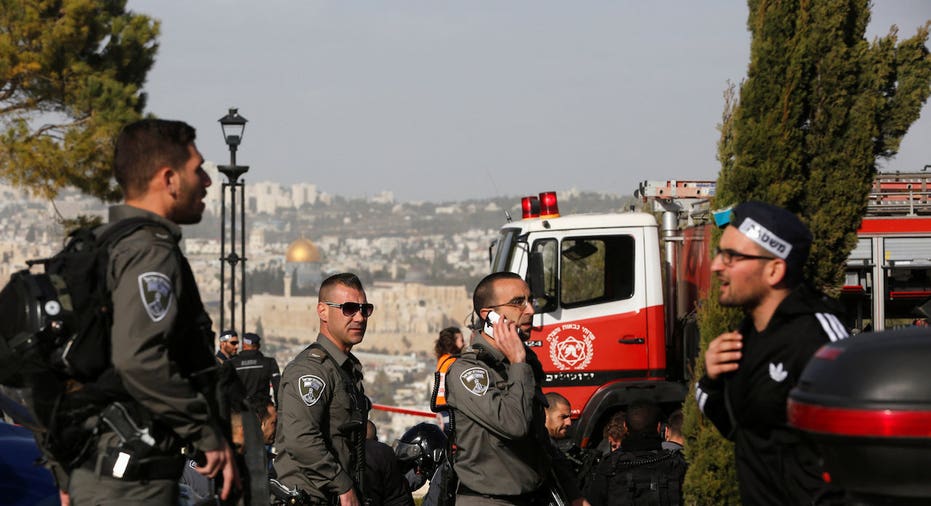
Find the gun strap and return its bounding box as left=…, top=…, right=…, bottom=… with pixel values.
left=307, top=343, right=367, bottom=501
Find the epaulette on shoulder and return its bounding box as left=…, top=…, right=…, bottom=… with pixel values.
left=468, top=344, right=500, bottom=366
left=305, top=342, right=329, bottom=363
left=460, top=344, right=482, bottom=358
left=121, top=223, right=174, bottom=246
left=139, top=224, right=173, bottom=242
left=102, top=219, right=174, bottom=251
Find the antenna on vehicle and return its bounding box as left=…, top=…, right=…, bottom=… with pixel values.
left=486, top=170, right=512, bottom=223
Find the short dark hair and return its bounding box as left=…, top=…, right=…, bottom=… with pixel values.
left=472, top=272, right=524, bottom=319
left=434, top=326, right=463, bottom=358
left=545, top=392, right=570, bottom=411
left=319, top=272, right=365, bottom=300
left=114, top=119, right=197, bottom=199
left=625, top=399, right=662, bottom=435
left=666, top=409, right=684, bottom=438
left=255, top=401, right=274, bottom=423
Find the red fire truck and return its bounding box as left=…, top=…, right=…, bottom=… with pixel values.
left=490, top=175, right=931, bottom=447
left=842, top=172, right=931, bottom=332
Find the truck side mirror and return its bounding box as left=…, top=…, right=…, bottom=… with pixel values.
left=529, top=251, right=556, bottom=313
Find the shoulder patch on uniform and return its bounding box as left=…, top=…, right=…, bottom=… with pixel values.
left=298, top=374, right=326, bottom=406
left=138, top=272, right=173, bottom=322
left=459, top=367, right=490, bottom=396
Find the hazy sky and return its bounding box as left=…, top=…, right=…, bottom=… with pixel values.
left=127, top=1, right=931, bottom=202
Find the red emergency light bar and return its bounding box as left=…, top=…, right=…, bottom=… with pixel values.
left=521, top=196, right=540, bottom=219
left=788, top=399, right=931, bottom=438
left=539, top=191, right=560, bottom=219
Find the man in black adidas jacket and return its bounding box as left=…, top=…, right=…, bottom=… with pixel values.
left=695, top=201, right=848, bottom=505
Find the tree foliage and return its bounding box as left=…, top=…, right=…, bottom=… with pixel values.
left=685, top=1, right=931, bottom=503
left=682, top=84, right=741, bottom=505
left=716, top=0, right=931, bottom=292
left=0, top=0, right=159, bottom=202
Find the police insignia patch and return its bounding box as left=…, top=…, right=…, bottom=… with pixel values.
left=298, top=375, right=326, bottom=406
left=459, top=367, right=490, bottom=396
left=138, top=272, right=173, bottom=322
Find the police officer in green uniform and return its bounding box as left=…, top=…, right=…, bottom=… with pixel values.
left=447, top=272, right=588, bottom=506
left=274, top=273, right=373, bottom=506
left=65, top=119, right=238, bottom=505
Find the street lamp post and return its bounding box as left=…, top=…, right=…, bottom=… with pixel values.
left=218, top=108, right=249, bottom=335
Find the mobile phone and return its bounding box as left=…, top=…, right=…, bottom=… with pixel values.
left=484, top=310, right=502, bottom=339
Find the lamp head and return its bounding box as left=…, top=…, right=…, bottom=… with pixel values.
left=219, top=108, right=248, bottom=147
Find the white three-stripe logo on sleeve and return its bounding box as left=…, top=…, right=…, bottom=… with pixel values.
left=815, top=313, right=849, bottom=342
left=695, top=383, right=709, bottom=413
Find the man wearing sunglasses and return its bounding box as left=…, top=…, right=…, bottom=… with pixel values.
left=275, top=273, right=373, bottom=506
left=216, top=329, right=239, bottom=364
left=444, top=272, right=587, bottom=506
left=695, top=201, right=848, bottom=505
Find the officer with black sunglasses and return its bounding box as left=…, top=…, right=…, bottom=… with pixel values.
left=274, top=273, right=374, bottom=506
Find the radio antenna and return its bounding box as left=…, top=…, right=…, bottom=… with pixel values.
left=486, top=170, right=512, bottom=223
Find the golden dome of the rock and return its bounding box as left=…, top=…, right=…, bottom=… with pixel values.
left=286, top=238, right=321, bottom=263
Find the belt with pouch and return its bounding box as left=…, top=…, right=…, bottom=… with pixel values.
left=82, top=401, right=186, bottom=481
left=85, top=446, right=185, bottom=481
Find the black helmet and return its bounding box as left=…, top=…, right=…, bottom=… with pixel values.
left=395, top=422, right=447, bottom=477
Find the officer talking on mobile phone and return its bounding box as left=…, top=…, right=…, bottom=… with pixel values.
left=443, top=272, right=589, bottom=506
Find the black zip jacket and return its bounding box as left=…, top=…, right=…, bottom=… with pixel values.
left=695, top=285, right=848, bottom=505
left=228, top=349, right=281, bottom=407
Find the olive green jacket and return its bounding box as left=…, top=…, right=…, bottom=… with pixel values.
left=106, top=205, right=223, bottom=453
left=274, top=334, right=368, bottom=501
left=446, top=334, right=551, bottom=496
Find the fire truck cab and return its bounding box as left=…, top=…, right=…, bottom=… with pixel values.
left=489, top=187, right=714, bottom=447
left=490, top=176, right=931, bottom=448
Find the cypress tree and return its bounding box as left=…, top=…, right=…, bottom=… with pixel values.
left=682, top=84, right=741, bottom=504
left=684, top=1, right=931, bottom=503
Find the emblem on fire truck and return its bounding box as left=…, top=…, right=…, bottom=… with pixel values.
left=546, top=323, right=595, bottom=371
